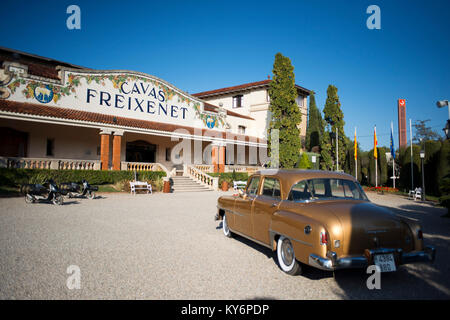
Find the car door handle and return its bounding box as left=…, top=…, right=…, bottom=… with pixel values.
left=270, top=203, right=278, bottom=208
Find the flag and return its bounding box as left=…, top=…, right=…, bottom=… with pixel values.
left=390, top=124, right=396, bottom=160
left=354, top=127, right=357, bottom=161
left=374, top=126, right=378, bottom=159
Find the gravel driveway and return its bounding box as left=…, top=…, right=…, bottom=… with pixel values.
left=0, top=191, right=449, bottom=299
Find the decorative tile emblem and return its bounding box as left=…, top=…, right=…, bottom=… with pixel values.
left=34, top=85, right=53, bottom=103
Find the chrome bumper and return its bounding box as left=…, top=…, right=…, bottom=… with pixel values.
left=309, top=246, right=436, bottom=271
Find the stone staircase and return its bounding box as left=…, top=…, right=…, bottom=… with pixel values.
left=171, top=176, right=213, bottom=192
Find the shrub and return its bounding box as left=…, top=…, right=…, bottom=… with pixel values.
left=0, top=168, right=166, bottom=187
left=209, top=172, right=249, bottom=188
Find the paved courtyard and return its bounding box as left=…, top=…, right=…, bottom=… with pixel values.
left=0, top=190, right=449, bottom=299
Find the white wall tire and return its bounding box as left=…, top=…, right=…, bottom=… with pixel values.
left=222, top=214, right=233, bottom=238
left=277, top=236, right=302, bottom=275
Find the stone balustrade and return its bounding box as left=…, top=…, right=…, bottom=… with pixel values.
left=0, top=156, right=100, bottom=170
left=122, top=162, right=171, bottom=177
left=187, top=165, right=218, bottom=190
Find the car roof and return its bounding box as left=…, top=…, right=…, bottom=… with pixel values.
left=252, top=169, right=358, bottom=200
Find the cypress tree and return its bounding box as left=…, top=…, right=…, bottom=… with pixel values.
left=267, top=53, right=302, bottom=168
left=299, top=152, right=312, bottom=169
left=305, top=93, right=323, bottom=152
left=321, top=85, right=346, bottom=171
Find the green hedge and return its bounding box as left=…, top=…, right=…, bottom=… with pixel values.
left=0, top=168, right=166, bottom=187
left=209, top=172, right=249, bottom=187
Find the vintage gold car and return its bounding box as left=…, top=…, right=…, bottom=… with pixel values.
left=216, top=169, right=436, bottom=275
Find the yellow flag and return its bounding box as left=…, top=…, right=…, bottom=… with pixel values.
left=374, top=126, right=378, bottom=159
left=354, top=128, right=357, bottom=160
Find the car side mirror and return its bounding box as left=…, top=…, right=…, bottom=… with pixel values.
left=238, top=189, right=248, bottom=199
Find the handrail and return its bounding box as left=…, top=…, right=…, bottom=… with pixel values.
left=187, top=165, right=218, bottom=190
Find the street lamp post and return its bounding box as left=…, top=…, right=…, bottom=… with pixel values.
left=437, top=100, right=450, bottom=139
left=420, top=148, right=425, bottom=201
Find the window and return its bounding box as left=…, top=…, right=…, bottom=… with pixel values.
left=165, top=148, right=171, bottom=161
left=246, top=176, right=260, bottom=196
left=238, top=125, right=246, bottom=134
left=232, top=95, right=243, bottom=108
left=46, top=139, right=54, bottom=156
left=266, top=90, right=270, bottom=102
left=288, top=178, right=368, bottom=201
left=262, top=177, right=281, bottom=199
left=296, top=95, right=304, bottom=107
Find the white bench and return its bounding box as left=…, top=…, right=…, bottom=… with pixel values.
left=233, top=180, right=247, bottom=191
left=408, top=188, right=422, bottom=201
left=130, top=181, right=152, bottom=195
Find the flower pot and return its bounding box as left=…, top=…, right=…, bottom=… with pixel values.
left=222, top=181, right=229, bottom=191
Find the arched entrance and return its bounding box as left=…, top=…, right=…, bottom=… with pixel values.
left=126, top=140, right=156, bottom=163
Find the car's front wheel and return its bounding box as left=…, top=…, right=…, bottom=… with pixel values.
left=277, top=236, right=302, bottom=275
left=222, top=213, right=233, bottom=238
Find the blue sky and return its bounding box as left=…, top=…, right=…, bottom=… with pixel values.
left=1, top=0, right=449, bottom=150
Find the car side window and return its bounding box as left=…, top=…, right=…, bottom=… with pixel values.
left=262, top=177, right=281, bottom=199
left=246, top=176, right=260, bottom=196
left=289, top=180, right=311, bottom=201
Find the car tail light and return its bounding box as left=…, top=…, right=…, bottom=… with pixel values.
left=320, top=232, right=328, bottom=245
left=418, top=230, right=423, bottom=240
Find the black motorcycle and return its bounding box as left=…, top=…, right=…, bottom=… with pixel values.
left=60, top=179, right=98, bottom=199
left=22, top=179, right=64, bottom=205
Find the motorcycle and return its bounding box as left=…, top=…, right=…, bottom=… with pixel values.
left=22, top=179, right=64, bottom=205
left=60, top=179, right=98, bottom=199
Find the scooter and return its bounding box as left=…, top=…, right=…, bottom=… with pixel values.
left=22, top=179, right=64, bottom=205
left=60, top=179, right=98, bottom=199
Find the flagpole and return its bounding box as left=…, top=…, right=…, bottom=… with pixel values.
left=375, top=126, right=378, bottom=188
left=391, top=122, right=395, bottom=189
left=355, top=127, right=357, bottom=180
left=336, top=127, right=339, bottom=171
left=410, top=119, right=413, bottom=190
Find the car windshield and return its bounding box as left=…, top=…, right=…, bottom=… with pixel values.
left=288, top=178, right=368, bottom=202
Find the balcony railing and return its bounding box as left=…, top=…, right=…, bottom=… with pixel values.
left=0, top=156, right=100, bottom=170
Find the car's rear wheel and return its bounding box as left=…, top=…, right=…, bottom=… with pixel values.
left=222, top=213, right=233, bottom=238
left=277, top=236, right=302, bottom=275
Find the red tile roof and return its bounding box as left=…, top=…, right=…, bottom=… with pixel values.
left=0, top=100, right=266, bottom=144
left=192, top=79, right=311, bottom=98
left=0, top=47, right=86, bottom=80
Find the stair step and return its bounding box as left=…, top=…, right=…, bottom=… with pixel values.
left=168, top=176, right=215, bottom=192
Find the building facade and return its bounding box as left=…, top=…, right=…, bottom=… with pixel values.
left=192, top=80, right=310, bottom=141
left=0, top=48, right=310, bottom=184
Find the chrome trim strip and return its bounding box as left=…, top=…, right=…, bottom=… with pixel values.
left=308, top=246, right=436, bottom=272
left=227, top=226, right=272, bottom=249
left=269, top=229, right=313, bottom=247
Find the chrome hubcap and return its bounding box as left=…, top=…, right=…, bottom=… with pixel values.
left=281, top=239, right=294, bottom=266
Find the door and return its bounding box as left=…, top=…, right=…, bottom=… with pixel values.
left=252, top=177, right=282, bottom=244
left=0, top=127, right=28, bottom=157
left=233, top=175, right=260, bottom=236
left=126, top=140, right=156, bottom=163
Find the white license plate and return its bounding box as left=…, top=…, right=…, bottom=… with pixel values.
left=374, top=253, right=396, bottom=272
